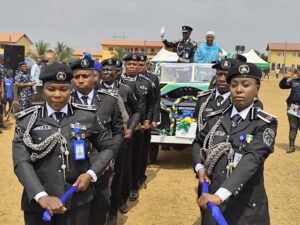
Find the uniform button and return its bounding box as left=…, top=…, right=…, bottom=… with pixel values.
left=221, top=170, right=225, bottom=173
left=59, top=155, right=61, bottom=158
left=39, top=138, right=42, bottom=140
left=235, top=191, right=238, bottom=194
left=240, top=184, right=243, bottom=187
left=58, top=170, right=62, bottom=173
left=252, top=203, right=256, bottom=207
left=238, top=187, right=241, bottom=191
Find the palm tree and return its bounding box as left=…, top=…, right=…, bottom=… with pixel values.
left=112, top=47, right=126, bottom=59
left=54, top=42, right=74, bottom=62
left=26, top=40, right=50, bottom=59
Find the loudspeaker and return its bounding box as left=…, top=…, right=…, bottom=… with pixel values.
left=3, top=45, right=25, bottom=70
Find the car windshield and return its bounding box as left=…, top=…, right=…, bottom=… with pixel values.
left=160, top=63, right=215, bottom=83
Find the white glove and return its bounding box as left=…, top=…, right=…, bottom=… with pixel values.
left=160, top=26, right=165, bottom=40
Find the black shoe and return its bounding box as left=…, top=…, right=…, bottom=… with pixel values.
left=119, top=203, right=129, bottom=214
left=287, top=140, right=296, bottom=153
left=107, top=214, right=117, bottom=225
left=129, top=189, right=139, bottom=201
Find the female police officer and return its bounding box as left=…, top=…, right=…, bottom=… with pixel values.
left=193, top=62, right=277, bottom=225
left=13, top=63, right=115, bottom=225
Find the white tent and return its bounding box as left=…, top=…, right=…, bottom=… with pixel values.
left=242, top=49, right=269, bottom=69
left=151, top=48, right=178, bottom=62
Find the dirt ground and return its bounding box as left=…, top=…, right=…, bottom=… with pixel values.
left=1, top=77, right=300, bottom=225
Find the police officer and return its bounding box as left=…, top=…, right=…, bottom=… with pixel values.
left=69, top=58, right=123, bottom=225
left=194, top=59, right=234, bottom=133
left=279, top=67, right=300, bottom=153
left=15, top=62, right=35, bottom=111
left=13, top=63, right=115, bottom=225
left=100, top=58, right=141, bottom=223
left=120, top=53, right=154, bottom=201
left=161, top=26, right=197, bottom=63
left=193, top=62, right=278, bottom=225
left=137, top=54, right=160, bottom=187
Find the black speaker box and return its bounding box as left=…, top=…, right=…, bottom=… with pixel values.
left=3, top=45, right=25, bottom=70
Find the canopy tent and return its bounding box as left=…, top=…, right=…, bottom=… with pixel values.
left=151, top=48, right=178, bottom=62
left=242, top=49, right=269, bottom=69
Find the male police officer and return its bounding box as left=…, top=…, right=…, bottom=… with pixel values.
left=137, top=54, right=160, bottom=187
left=194, top=59, right=234, bottom=133
left=161, top=26, right=197, bottom=63
left=193, top=62, right=277, bottom=225
left=100, top=58, right=141, bottom=223
left=15, top=62, right=35, bottom=111
left=13, top=63, right=115, bottom=225
left=120, top=53, right=154, bottom=201
left=69, top=58, right=123, bottom=225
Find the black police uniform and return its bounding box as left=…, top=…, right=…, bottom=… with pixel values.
left=120, top=53, right=154, bottom=199
left=13, top=63, right=115, bottom=225
left=192, top=62, right=277, bottom=225
left=279, top=75, right=300, bottom=152
left=138, top=54, right=161, bottom=186
left=116, top=81, right=142, bottom=208
left=162, top=26, right=197, bottom=63
left=69, top=58, right=124, bottom=225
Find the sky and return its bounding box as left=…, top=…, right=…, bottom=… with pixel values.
left=1, top=0, right=299, bottom=54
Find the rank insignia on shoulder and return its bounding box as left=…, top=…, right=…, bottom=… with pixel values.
left=14, top=105, right=41, bottom=119
left=140, top=75, right=152, bottom=84
left=98, top=89, right=118, bottom=99
left=257, top=109, right=277, bottom=123
left=72, top=103, right=96, bottom=111
left=197, top=89, right=213, bottom=97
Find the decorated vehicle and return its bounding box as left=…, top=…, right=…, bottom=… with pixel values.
left=150, top=63, right=215, bottom=163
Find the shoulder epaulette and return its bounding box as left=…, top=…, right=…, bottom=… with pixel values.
left=190, top=40, right=197, bottom=46
left=140, top=74, right=153, bottom=84
left=197, top=89, right=214, bottom=97
left=71, top=103, right=96, bottom=111
left=98, top=88, right=118, bottom=99
left=257, top=109, right=277, bottom=123
left=14, top=105, right=41, bottom=119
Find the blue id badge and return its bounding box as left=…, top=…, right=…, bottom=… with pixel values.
left=74, top=140, right=86, bottom=160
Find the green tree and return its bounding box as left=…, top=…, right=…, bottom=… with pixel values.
left=26, top=40, right=50, bottom=59
left=112, top=47, right=126, bottom=59
left=54, top=42, right=74, bottom=62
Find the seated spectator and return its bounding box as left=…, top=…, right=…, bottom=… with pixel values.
left=193, top=31, right=223, bottom=63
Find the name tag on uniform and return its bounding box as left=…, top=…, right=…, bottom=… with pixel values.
left=74, top=140, right=86, bottom=160
left=233, top=153, right=243, bottom=168
left=204, top=108, right=213, bottom=112
left=33, top=125, right=52, bottom=131
left=215, top=131, right=225, bottom=136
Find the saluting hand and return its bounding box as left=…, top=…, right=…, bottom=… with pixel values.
left=198, top=193, right=222, bottom=209
left=73, top=173, right=92, bottom=192
left=38, top=196, right=67, bottom=216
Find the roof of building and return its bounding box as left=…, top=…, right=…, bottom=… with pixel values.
left=73, top=50, right=102, bottom=57
left=267, top=43, right=300, bottom=51
left=101, top=40, right=163, bottom=48
left=0, top=33, right=33, bottom=44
